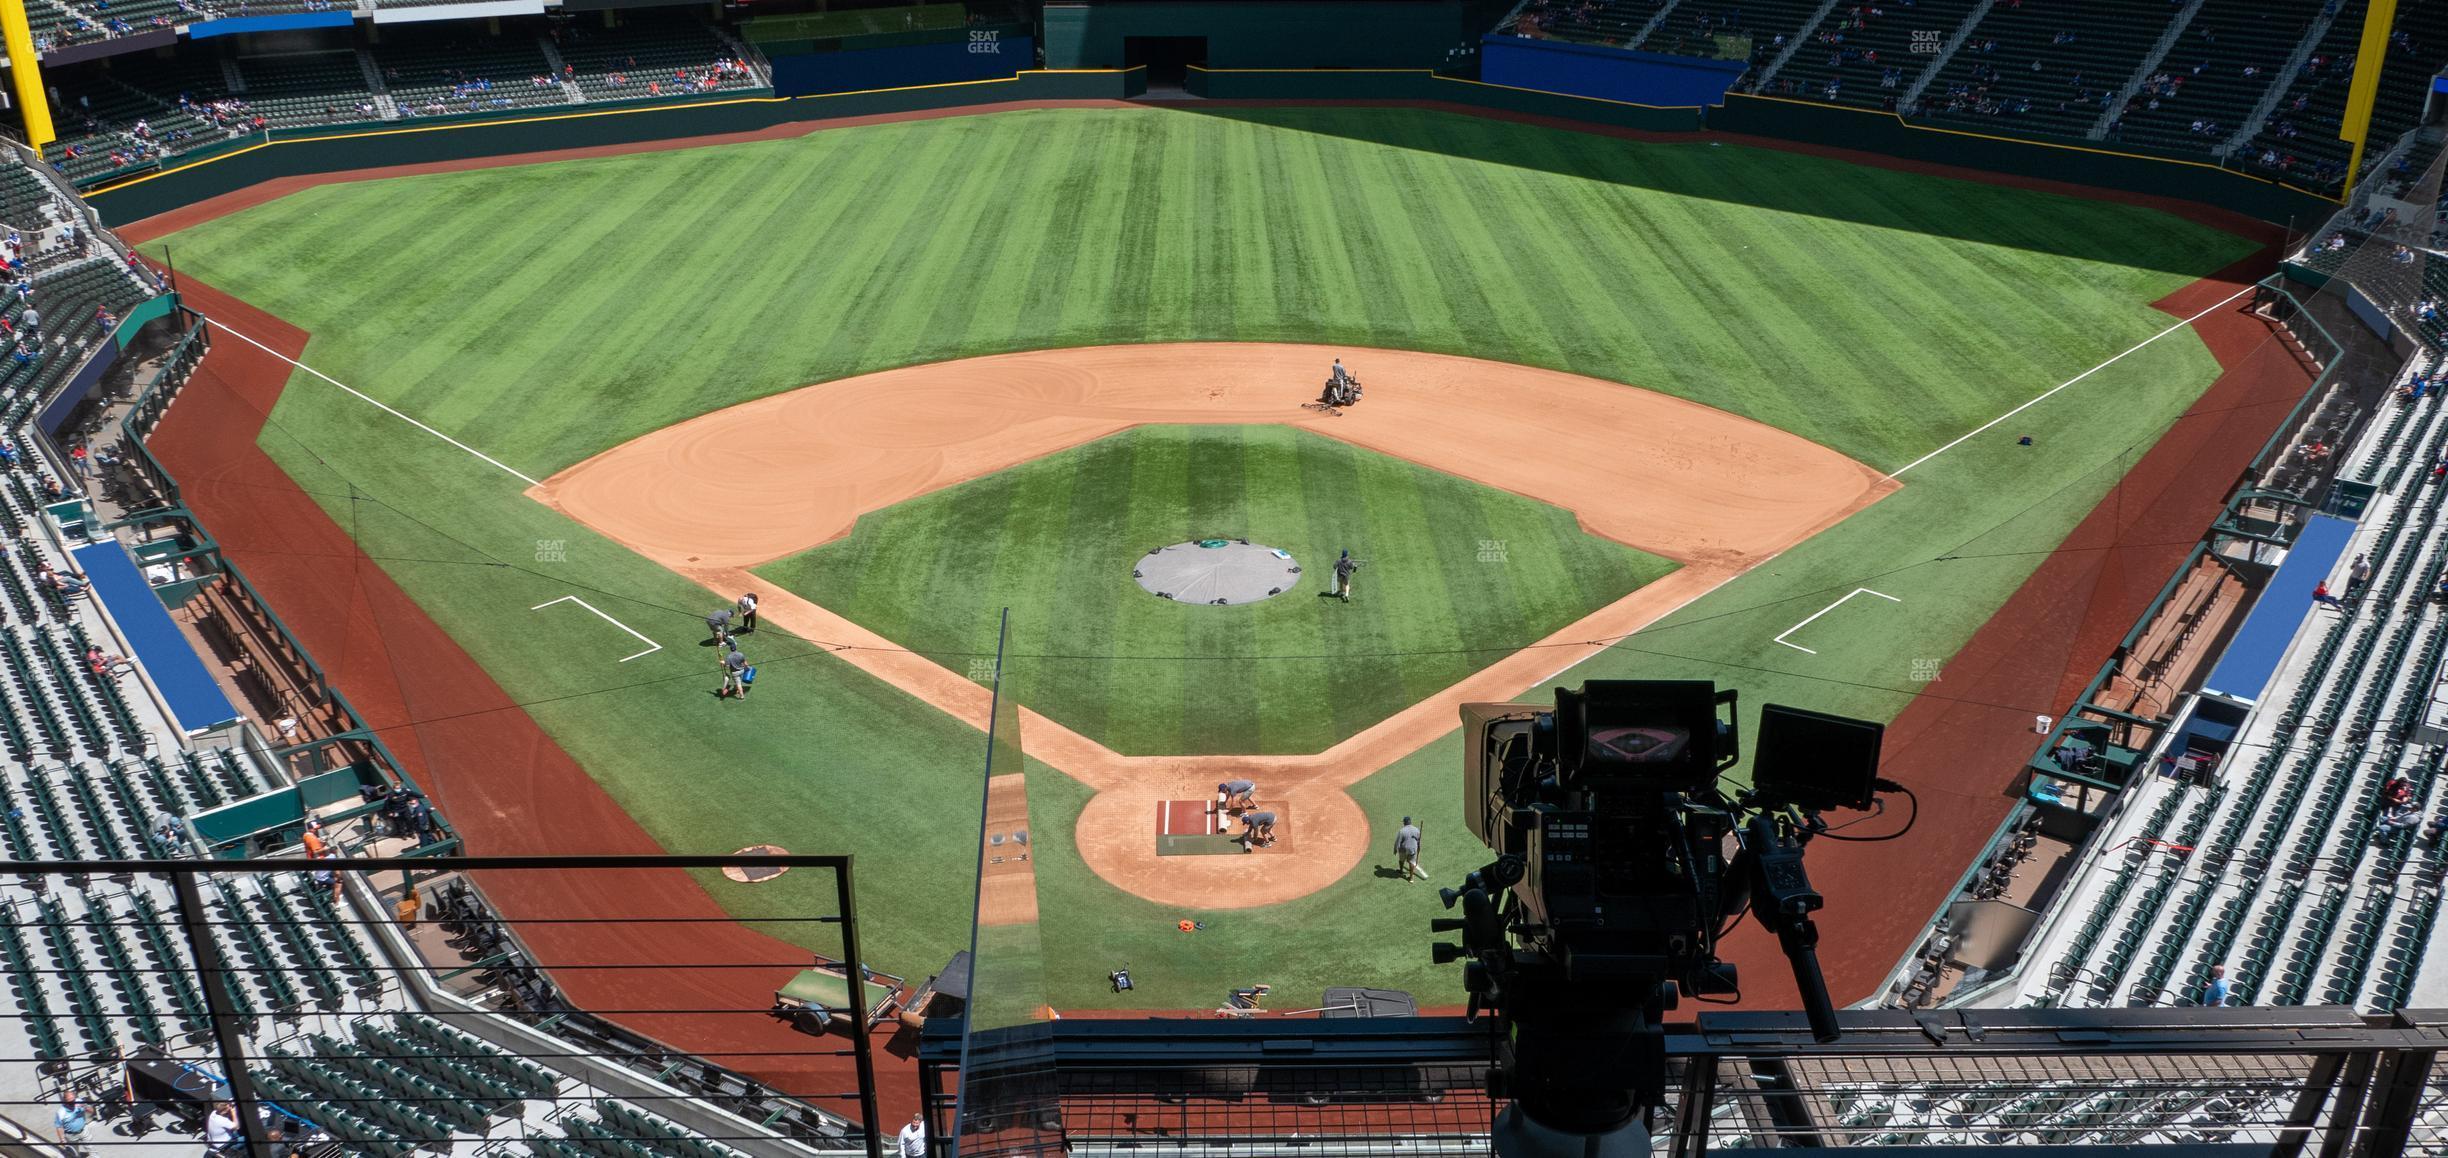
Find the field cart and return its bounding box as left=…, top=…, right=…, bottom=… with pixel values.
left=772, top=954, right=907, bottom=1035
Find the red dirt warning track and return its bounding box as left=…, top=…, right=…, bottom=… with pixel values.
left=132, top=102, right=2302, bottom=1102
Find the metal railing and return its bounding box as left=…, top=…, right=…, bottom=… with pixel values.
left=923, top=1005, right=2448, bottom=1156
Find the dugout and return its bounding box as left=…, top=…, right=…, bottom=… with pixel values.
left=1040, top=1, right=1469, bottom=71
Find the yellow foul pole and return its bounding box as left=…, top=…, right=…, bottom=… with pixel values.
left=0, top=0, right=49, bottom=149
left=2341, top=0, right=2402, bottom=186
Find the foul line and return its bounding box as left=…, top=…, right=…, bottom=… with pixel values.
left=202, top=315, right=542, bottom=487
left=1886, top=285, right=2255, bottom=480
left=530, top=595, right=662, bottom=662
left=1774, top=587, right=1901, bottom=655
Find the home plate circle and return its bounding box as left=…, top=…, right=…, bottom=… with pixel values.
left=1135, top=540, right=1302, bottom=605
left=723, top=845, right=791, bottom=883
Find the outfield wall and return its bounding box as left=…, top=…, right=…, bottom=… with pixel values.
left=1710, top=94, right=2339, bottom=231
left=82, top=67, right=2333, bottom=229
left=1184, top=66, right=1703, bottom=131
left=83, top=71, right=1134, bottom=226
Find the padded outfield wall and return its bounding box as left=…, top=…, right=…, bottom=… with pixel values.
left=1709, top=94, right=2339, bottom=232
left=80, top=68, right=2339, bottom=230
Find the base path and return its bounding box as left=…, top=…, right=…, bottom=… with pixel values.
left=534, top=343, right=1898, bottom=908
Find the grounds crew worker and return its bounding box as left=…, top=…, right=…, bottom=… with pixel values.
left=1332, top=550, right=1358, bottom=602
left=1395, top=816, right=1423, bottom=882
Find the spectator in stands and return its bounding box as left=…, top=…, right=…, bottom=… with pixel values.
left=2201, top=964, right=2232, bottom=1006
left=37, top=561, right=87, bottom=596
left=2387, top=776, right=2414, bottom=809
left=300, top=817, right=327, bottom=858
left=2379, top=803, right=2424, bottom=835
left=898, top=1112, right=928, bottom=1158
left=52, top=1088, right=87, bottom=1154
left=203, top=1101, right=240, bottom=1154
left=2312, top=580, right=2344, bottom=609
left=82, top=645, right=129, bottom=677
left=2423, top=813, right=2448, bottom=847
left=2348, top=553, right=2373, bottom=597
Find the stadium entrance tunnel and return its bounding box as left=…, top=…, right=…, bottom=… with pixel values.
left=1125, top=36, right=1207, bottom=90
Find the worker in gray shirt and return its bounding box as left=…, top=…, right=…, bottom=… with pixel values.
left=1239, top=810, right=1278, bottom=851
left=718, top=647, right=748, bottom=700
left=1217, top=778, right=1257, bottom=812
left=706, top=607, right=735, bottom=647
left=1394, top=816, right=1423, bottom=881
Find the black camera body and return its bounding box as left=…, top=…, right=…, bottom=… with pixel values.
left=1461, top=682, right=1740, bottom=985
left=1447, top=680, right=1889, bottom=1148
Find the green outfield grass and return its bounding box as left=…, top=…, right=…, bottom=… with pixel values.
left=756, top=425, right=1673, bottom=755
left=147, top=105, right=2256, bottom=1003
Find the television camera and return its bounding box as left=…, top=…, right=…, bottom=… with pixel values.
left=1436, top=680, right=1903, bottom=1158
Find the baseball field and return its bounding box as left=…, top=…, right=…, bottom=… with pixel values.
left=136, top=104, right=2257, bottom=1011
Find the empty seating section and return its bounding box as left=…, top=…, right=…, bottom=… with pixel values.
left=1675, top=0, right=1829, bottom=77
left=377, top=30, right=562, bottom=118
left=234, top=51, right=376, bottom=127
left=554, top=16, right=753, bottom=102
left=2109, top=0, right=2311, bottom=155
left=23, top=15, right=778, bottom=186
left=2010, top=356, right=2448, bottom=1015
left=1774, top=0, right=1983, bottom=110
left=2242, top=0, right=2371, bottom=189
left=1918, top=0, right=2178, bottom=142
left=1502, top=0, right=1670, bottom=46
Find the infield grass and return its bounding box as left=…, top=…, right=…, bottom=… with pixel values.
left=756, top=425, right=1673, bottom=755
left=148, top=106, right=2256, bottom=1002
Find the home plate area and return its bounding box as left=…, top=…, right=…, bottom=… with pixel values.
left=1155, top=799, right=1292, bottom=856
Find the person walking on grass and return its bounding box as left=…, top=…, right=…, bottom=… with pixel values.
left=719, top=647, right=748, bottom=699
left=1394, top=816, right=1424, bottom=882
left=1332, top=550, right=1358, bottom=603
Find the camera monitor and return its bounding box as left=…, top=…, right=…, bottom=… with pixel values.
left=1752, top=703, right=1883, bottom=811
left=1557, top=680, right=1720, bottom=791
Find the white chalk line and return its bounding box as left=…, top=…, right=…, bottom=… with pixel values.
left=1886, top=285, right=2255, bottom=480
left=1774, top=587, right=1901, bottom=655
left=203, top=315, right=541, bottom=487
left=530, top=595, right=662, bottom=662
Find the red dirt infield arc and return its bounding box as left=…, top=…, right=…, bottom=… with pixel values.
left=128, top=98, right=2302, bottom=1113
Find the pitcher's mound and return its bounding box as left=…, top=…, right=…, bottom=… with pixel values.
left=723, top=845, right=791, bottom=883
left=1136, top=540, right=1301, bottom=606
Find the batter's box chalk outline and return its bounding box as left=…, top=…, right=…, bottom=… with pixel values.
left=1773, top=588, right=1901, bottom=656
left=530, top=595, right=663, bottom=662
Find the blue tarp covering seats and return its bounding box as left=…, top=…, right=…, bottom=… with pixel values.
left=2204, top=514, right=2358, bottom=703
left=70, top=539, right=238, bottom=735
